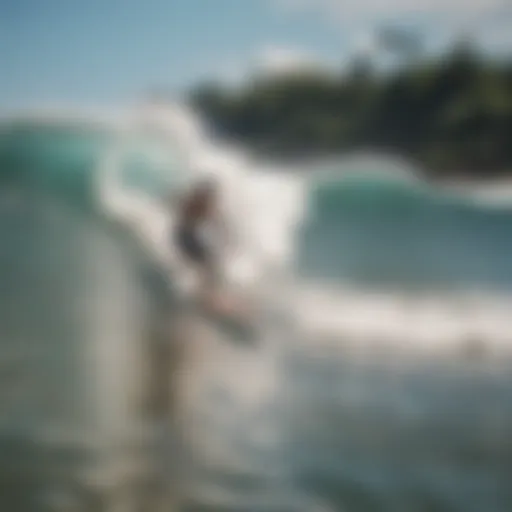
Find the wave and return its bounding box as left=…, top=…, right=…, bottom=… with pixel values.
left=3, top=104, right=512, bottom=357
left=2, top=107, right=512, bottom=512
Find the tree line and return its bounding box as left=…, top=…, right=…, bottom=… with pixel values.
left=190, top=43, right=511, bottom=179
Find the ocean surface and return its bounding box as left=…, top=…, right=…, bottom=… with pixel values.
left=1, top=105, right=512, bottom=511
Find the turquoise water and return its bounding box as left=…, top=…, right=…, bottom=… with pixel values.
left=1, top=122, right=512, bottom=511
left=298, top=170, right=512, bottom=290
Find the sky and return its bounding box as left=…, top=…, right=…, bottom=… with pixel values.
left=1, top=0, right=510, bottom=111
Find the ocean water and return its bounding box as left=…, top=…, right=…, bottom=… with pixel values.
left=1, top=105, right=512, bottom=512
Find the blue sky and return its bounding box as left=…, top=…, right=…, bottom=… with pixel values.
left=1, top=0, right=510, bottom=111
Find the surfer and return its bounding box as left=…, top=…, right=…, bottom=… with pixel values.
left=171, top=178, right=256, bottom=335
left=172, top=178, right=227, bottom=305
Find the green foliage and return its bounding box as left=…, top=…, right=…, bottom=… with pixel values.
left=190, top=45, right=512, bottom=178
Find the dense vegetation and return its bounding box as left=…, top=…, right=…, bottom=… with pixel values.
left=190, top=43, right=512, bottom=179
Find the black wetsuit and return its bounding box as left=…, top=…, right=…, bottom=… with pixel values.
left=174, top=192, right=213, bottom=265
left=175, top=222, right=210, bottom=264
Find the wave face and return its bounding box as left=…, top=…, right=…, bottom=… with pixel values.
left=296, top=159, right=512, bottom=290
left=2, top=107, right=512, bottom=511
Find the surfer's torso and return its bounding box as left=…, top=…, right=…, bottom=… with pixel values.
left=172, top=183, right=256, bottom=341
left=174, top=186, right=216, bottom=265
